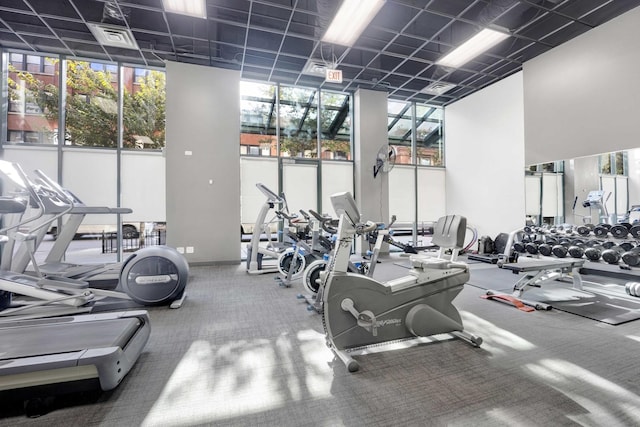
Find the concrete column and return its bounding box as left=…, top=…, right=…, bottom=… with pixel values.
left=165, top=61, right=241, bottom=264
left=353, top=88, right=389, bottom=253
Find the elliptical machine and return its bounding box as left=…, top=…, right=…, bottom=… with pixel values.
left=0, top=161, right=189, bottom=309
left=321, top=192, right=482, bottom=372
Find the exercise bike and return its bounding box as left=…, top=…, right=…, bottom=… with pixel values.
left=297, top=209, right=387, bottom=313
left=274, top=210, right=333, bottom=288
left=321, top=191, right=482, bottom=372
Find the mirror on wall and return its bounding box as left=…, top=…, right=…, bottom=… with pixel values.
left=525, top=149, right=638, bottom=227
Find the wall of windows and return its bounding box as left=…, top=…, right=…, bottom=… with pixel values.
left=5, top=52, right=166, bottom=150
left=387, top=100, right=444, bottom=167
left=240, top=81, right=351, bottom=160
left=239, top=80, right=354, bottom=230
left=4, top=49, right=447, bottom=259
left=2, top=50, right=167, bottom=260
left=386, top=99, right=446, bottom=231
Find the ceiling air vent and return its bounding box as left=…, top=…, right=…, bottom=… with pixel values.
left=302, top=60, right=328, bottom=77
left=87, top=23, right=139, bottom=50
left=421, top=81, right=456, bottom=96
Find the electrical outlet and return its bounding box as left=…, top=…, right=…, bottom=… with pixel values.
left=186, top=246, right=194, bottom=254
left=176, top=247, right=184, bottom=254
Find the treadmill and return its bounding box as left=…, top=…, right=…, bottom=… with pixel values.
left=0, top=310, right=150, bottom=406
left=0, top=162, right=151, bottom=404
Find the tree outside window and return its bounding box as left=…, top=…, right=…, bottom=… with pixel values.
left=6, top=56, right=165, bottom=149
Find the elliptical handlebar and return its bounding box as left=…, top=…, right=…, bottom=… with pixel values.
left=256, top=183, right=285, bottom=205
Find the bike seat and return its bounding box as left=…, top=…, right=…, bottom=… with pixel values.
left=410, top=256, right=451, bottom=270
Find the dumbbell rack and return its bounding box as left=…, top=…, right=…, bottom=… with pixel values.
left=512, top=223, right=640, bottom=281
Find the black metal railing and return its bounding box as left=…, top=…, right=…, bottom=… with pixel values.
left=101, top=230, right=166, bottom=253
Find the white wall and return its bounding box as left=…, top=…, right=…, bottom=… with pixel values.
left=523, top=5, right=640, bottom=165
left=165, top=61, right=241, bottom=264
left=445, top=72, right=525, bottom=238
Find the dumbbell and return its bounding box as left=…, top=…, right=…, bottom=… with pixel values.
left=631, top=225, right=640, bottom=239
left=601, top=245, right=625, bottom=264
left=619, top=242, right=635, bottom=251
left=512, top=241, right=526, bottom=253
left=610, top=223, right=632, bottom=239
left=552, top=243, right=568, bottom=258
left=568, top=245, right=585, bottom=258
left=625, top=282, right=640, bottom=297
left=593, top=223, right=611, bottom=238
left=538, top=243, right=553, bottom=256
left=576, top=224, right=594, bottom=237
left=584, top=245, right=603, bottom=261
left=622, top=246, right=640, bottom=267
left=525, top=242, right=539, bottom=255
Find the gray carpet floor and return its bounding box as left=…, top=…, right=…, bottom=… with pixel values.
left=3, top=256, right=640, bottom=426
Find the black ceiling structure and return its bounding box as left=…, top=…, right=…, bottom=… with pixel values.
left=1, top=0, right=639, bottom=106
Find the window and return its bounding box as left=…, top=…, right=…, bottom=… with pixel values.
left=599, top=151, right=627, bottom=176
left=10, top=53, right=23, bottom=70
left=279, top=85, right=317, bottom=158
left=415, top=105, right=443, bottom=166
left=387, top=101, right=412, bottom=165
left=387, top=101, right=444, bottom=166
left=26, top=55, right=41, bottom=73
left=320, top=91, right=351, bottom=160
left=134, top=68, right=150, bottom=83
left=122, top=66, right=166, bottom=150
left=6, top=53, right=59, bottom=145
left=24, top=131, right=40, bottom=143
left=240, top=81, right=277, bottom=157
left=65, top=60, right=118, bottom=147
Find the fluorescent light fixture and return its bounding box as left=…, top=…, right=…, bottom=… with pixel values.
left=437, top=28, right=509, bottom=68
left=322, top=0, right=385, bottom=46
left=162, top=0, right=207, bottom=19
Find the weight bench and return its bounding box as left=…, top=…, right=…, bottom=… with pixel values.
left=482, top=258, right=585, bottom=311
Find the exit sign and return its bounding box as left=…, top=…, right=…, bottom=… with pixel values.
left=326, top=69, right=343, bottom=83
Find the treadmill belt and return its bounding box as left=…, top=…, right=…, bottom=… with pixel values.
left=0, top=317, right=140, bottom=360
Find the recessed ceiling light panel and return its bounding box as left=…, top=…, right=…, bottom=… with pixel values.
left=163, top=0, right=207, bottom=19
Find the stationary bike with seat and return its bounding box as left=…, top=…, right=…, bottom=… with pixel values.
left=322, top=192, right=482, bottom=372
